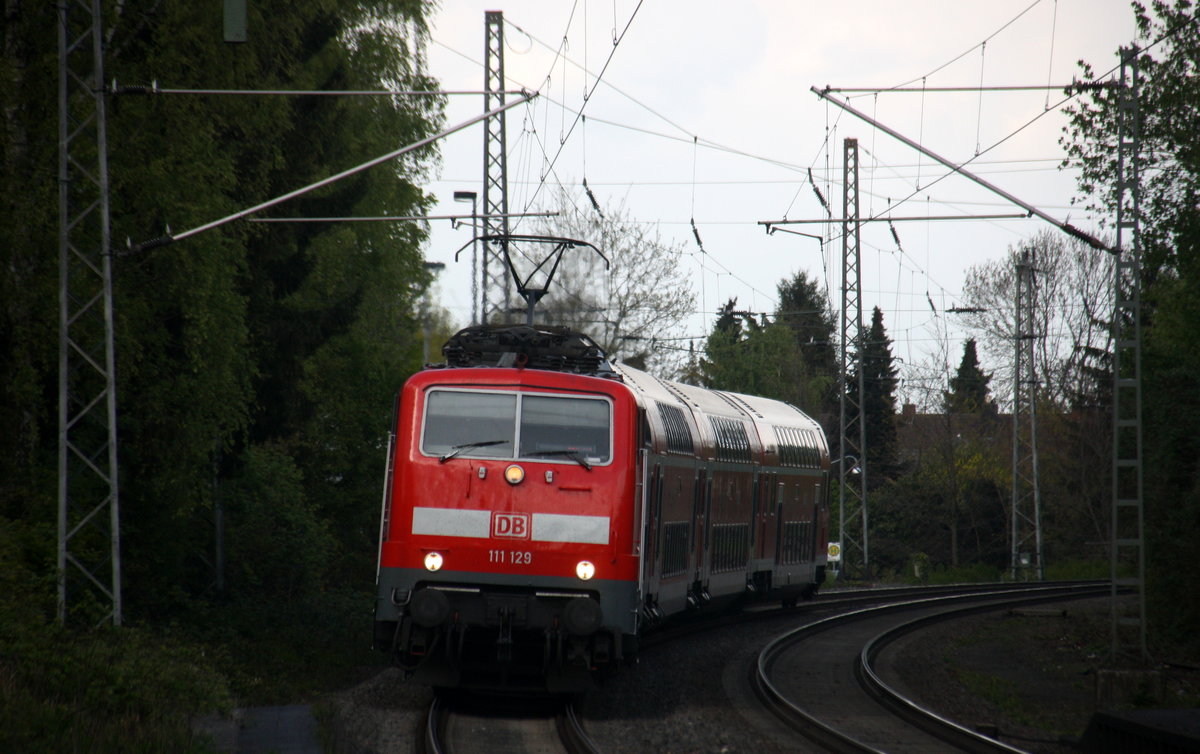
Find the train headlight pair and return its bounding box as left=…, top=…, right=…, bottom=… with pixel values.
left=427, top=550, right=592, bottom=580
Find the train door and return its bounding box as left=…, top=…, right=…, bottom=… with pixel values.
left=749, top=471, right=759, bottom=554
left=774, top=477, right=786, bottom=565
left=808, top=481, right=822, bottom=564
left=644, top=461, right=662, bottom=583
left=753, top=471, right=771, bottom=561
left=691, top=469, right=710, bottom=582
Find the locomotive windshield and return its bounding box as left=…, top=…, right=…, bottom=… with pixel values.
left=421, top=389, right=612, bottom=464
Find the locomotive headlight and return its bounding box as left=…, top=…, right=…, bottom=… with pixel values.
left=504, top=464, right=525, bottom=485
left=575, top=560, right=596, bottom=581
left=423, top=551, right=444, bottom=572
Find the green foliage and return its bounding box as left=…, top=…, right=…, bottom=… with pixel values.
left=1043, top=560, right=1109, bottom=581
left=774, top=270, right=839, bottom=414
left=924, top=563, right=1005, bottom=585
left=848, top=306, right=899, bottom=481
left=1064, top=0, right=1200, bottom=652
left=698, top=298, right=831, bottom=415
left=944, top=339, right=995, bottom=414
left=0, top=0, right=444, bottom=616
left=225, top=443, right=334, bottom=600
left=0, top=519, right=232, bottom=752
left=181, top=587, right=384, bottom=705
left=0, top=0, right=443, bottom=731
left=1, top=623, right=234, bottom=754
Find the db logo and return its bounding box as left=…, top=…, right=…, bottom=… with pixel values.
left=491, top=512, right=531, bottom=539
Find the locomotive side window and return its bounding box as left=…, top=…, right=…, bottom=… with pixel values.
left=519, top=395, right=611, bottom=463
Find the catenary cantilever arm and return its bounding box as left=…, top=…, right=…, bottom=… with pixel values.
left=811, top=86, right=1114, bottom=255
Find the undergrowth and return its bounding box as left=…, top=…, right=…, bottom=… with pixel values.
left=0, top=517, right=381, bottom=752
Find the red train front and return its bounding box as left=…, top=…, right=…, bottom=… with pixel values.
left=373, top=326, right=640, bottom=690
left=374, top=324, right=831, bottom=691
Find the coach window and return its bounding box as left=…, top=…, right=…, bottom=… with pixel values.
left=421, top=390, right=516, bottom=457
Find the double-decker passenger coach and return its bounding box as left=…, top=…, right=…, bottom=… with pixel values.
left=374, top=324, right=829, bottom=691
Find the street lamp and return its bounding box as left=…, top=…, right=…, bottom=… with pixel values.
left=453, top=191, right=479, bottom=326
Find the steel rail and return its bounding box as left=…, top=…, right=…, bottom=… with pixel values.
left=753, top=583, right=1107, bottom=753
left=557, top=702, right=602, bottom=754
left=424, top=695, right=449, bottom=754
left=856, top=584, right=1109, bottom=753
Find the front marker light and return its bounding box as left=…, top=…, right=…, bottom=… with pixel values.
left=424, top=552, right=444, bottom=572
left=575, top=560, right=595, bottom=581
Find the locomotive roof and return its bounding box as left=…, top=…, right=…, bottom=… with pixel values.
left=438, top=324, right=618, bottom=377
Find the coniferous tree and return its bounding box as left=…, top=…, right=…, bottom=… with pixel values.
left=699, top=299, right=814, bottom=409
left=775, top=270, right=838, bottom=416
left=944, top=339, right=996, bottom=415
left=849, top=306, right=899, bottom=481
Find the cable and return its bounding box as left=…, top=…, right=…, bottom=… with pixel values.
left=517, top=0, right=646, bottom=214
left=886, top=0, right=1045, bottom=90
left=1044, top=0, right=1059, bottom=109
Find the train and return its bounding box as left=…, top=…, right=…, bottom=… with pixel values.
left=373, top=323, right=831, bottom=691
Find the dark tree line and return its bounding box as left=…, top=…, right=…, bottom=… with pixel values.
left=1, top=2, right=445, bottom=629
left=1061, top=0, right=1200, bottom=648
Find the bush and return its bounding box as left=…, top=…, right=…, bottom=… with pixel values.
left=0, top=518, right=233, bottom=752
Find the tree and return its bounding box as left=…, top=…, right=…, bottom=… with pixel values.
left=528, top=187, right=695, bottom=376
left=943, top=339, right=996, bottom=415
left=1062, top=0, right=1200, bottom=647
left=0, top=1, right=445, bottom=619
left=697, top=299, right=824, bottom=411
left=957, top=230, right=1113, bottom=409
left=775, top=270, right=839, bottom=417
left=850, top=306, right=899, bottom=481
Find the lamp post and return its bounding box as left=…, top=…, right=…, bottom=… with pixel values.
left=453, top=191, right=479, bottom=326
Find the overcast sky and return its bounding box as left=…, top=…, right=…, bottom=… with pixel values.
left=417, top=1, right=1137, bottom=403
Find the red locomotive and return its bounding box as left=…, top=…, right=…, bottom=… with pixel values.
left=373, top=323, right=831, bottom=690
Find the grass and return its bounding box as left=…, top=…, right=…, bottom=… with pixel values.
left=951, top=668, right=1036, bottom=726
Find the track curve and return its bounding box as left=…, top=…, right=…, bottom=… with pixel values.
left=754, top=583, right=1105, bottom=753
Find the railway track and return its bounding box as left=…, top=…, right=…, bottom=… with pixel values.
left=752, top=582, right=1108, bottom=753
left=424, top=692, right=599, bottom=754
left=391, top=582, right=1108, bottom=754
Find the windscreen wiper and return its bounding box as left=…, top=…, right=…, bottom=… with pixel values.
left=439, top=439, right=507, bottom=464
left=526, top=448, right=593, bottom=471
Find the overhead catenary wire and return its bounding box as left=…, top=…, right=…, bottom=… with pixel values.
left=885, top=0, right=1046, bottom=90
left=811, top=87, right=1111, bottom=253
left=429, top=3, right=1153, bottom=382
left=515, top=0, right=645, bottom=214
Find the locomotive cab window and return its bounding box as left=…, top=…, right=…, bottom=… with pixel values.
left=421, top=391, right=516, bottom=457
left=519, top=395, right=611, bottom=463
left=421, top=389, right=612, bottom=464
